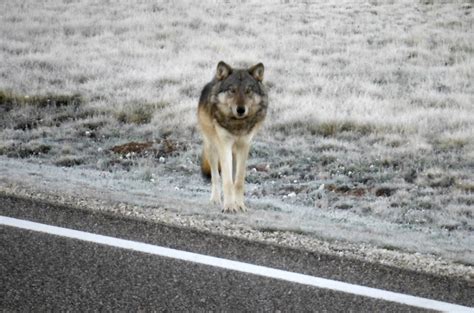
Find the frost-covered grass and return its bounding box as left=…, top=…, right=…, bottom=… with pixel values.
left=1, top=0, right=473, bottom=135
left=1, top=0, right=473, bottom=263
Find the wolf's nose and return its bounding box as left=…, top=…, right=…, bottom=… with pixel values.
left=236, top=107, right=246, bottom=116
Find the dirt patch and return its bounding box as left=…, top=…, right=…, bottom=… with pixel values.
left=351, top=188, right=367, bottom=197
left=375, top=187, right=396, bottom=197
left=110, top=142, right=154, bottom=155
left=326, top=184, right=367, bottom=197
left=110, top=139, right=185, bottom=158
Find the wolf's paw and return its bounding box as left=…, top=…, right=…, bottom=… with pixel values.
left=222, top=201, right=247, bottom=213
left=210, top=195, right=221, bottom=206
left=235, top=201, right=247, bottom=212
left=222, top=202, right=238, bottom=214
left=210, top=191, right=221, bottom=206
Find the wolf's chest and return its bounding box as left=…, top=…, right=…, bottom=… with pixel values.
left=214, top=110, right=265, bottom=136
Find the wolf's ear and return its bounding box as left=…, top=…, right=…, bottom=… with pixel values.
left=216, top=61, right=232, bottom=81
left=248, top=63, right=264, bottom=81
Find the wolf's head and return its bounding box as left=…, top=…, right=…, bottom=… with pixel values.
left=211, top=61, right=267, bottom=121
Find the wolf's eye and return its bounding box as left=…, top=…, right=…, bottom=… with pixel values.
left=228, top=87, right=236, bottom=95
left=245, top=87, right=252, bottom=95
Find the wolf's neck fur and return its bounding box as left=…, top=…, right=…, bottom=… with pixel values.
left=213, top=107, right=266, bottom=136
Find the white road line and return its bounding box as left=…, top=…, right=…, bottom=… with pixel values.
left=1, top=216, right=472, bottom=313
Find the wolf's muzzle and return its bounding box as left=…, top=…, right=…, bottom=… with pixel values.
left=236, top=106, right=246, bottom=116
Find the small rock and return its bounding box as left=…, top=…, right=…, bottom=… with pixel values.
left=255, top=163, right=270, bottom=172
left=404, top=169, right=417, bottom=183
left=159, top=156, right=166, bottom=163
left=335, top=203, right=352, bottom=210
left=288, top=192, right=296, bottom=198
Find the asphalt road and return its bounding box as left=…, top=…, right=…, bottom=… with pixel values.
left=1, top=193, right=473, bottom=312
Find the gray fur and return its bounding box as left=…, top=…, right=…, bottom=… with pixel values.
left=199, top=64, right=268, bottom=136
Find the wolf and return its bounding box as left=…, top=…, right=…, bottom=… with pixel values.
left=197, top=61, right=268, bottom=213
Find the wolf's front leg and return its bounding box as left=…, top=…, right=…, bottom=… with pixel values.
left=206, top=144, right=221, bottom=206
left=234, top=141, right=250, bottom=212
left=218, top=143, right=237, bottom=213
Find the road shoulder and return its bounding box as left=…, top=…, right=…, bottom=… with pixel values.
left=1, top=193, right=473, bottom=307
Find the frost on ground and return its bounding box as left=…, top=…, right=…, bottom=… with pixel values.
left=0, top=0, right=473, bottom=276
left=1, top=156, right=473, bottom=280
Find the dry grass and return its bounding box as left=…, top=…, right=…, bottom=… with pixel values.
left=1, top=0, right=472, bottom=136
